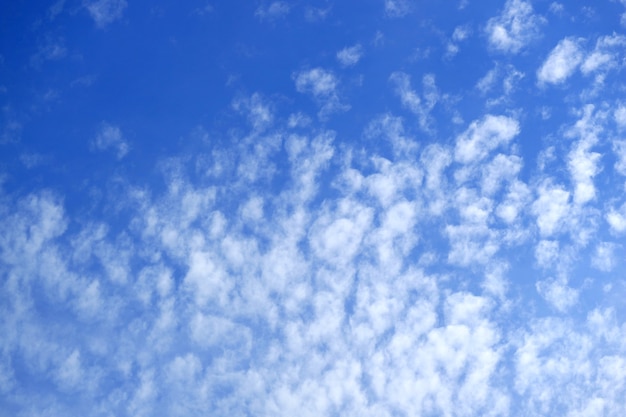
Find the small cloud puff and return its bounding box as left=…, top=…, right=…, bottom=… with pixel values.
left=384, top=0, right=410, bottom=18
left=336, top=44, right=364, bottom=67
left=92, top=122, right=129, bottom=159
left=486, top=0, right=543, bottom=54
left=84, top=0, right=127, bottom=28
left=255, top=1, right=290, bottom=21
left=446, top=25, right=472, bottom=58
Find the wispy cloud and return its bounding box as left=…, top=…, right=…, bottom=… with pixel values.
left=92, top=122, right=129, bottom=159
left=255, top=1, right=290, bottom=21
left=294, top=67, right=349, bottom=118
left=384, top=0, right=411, bottom=18
left=389, top=72, right=439, bottom=131
left=84, top=0, right=127, bottom=28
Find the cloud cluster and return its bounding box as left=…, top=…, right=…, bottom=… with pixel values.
left=3, top=91, right=626, bottom=415
left=4, top=1, right=626, bottom=416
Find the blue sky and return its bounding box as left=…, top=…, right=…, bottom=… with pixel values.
left=2, top=0, right=626, bottom=415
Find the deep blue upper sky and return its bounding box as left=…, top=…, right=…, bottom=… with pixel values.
left=2, top=1, right=626, bottom=416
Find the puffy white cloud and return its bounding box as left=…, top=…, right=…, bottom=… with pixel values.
left=454, top=115, right=520, bottom=164
left=337, top=44, right=364, bottom=67
left=568, top=136, right=602, bottom=205
left=295, top=68, right=337, bottom=97
left=481, top=153, right=523, bottom=195
left=309, top=199, right=373, bottom=266
left=591, top=242, right=617, bottom=272
left=84, top=0, right=127, bottom=28
left=536, top=276, right=579, bottom=311
left=486, top=0, right=543, bottom=53
left=580, top=34, right=626, bottom=76
left=537, top=38, right=584, bottom=85
left=496, top=180, right=530, bottom=224
left=532, top=181, right=570, bottom=237
left=606, top=203, right=626, bottom=233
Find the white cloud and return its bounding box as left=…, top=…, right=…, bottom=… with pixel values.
left=615, top=105, right=626, bottom=129
left=613, top=140, right=626, bottom=175
left=232, top=93, right=274, bottom=131
left=486, top=0, right=543, bottom=53
left=537, top=38, right=583, bottom=85
left=591, top=242, right=617, bottom=272
left=532, top=181, right=570, bottom=237
left=92, top=122, right=129, bottom=159
left=255, top=1, right=290, bottom=20
left=564, top=105, right=604, bottom=205
left=606, top=203, right=626, bottom=233
left=55, top=349, right=86, bottom=391
left=580, top=34, right=626, bottom=85
left=476, top=66, right=499, bottom=93
left=536, top=276, right=579, bottom=311
left=364, top=113, right=418, bottom=157
left=84, top=0, right=127, bottom=28
left=481, top=153, right=523, bottom=195
left=446, top=25, right=472, bottom=58
left=496, top=180, right=530, bottom=224
left=309, top=200, right=373, bottom=266
left=549, top=2, right=564, bottom=14
left=568, top=146, right=601, bottom=204
left=535, top=239, right=559, bottom=269
left=295, top=66, right=337, bottom=100
left=305, top=6, right=331, bottom=22
left=337, top=44, right=364, bottom=67
left=454, top=115, right=520, bottom=164
left=389, top=72, right=439, bottom=130
left=294, top=68, right=349, bottom=118
left=384, top=0, right=410, bottom=18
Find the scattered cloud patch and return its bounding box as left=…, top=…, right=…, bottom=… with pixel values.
left=607, top=203, right=626, bottom=233
left=454, top=115, right=520, bottom=164
left=536, top=276, right=579, bottom=311
left=592, top=242, right=617, bottom=272
left=549, top=2, right=565, bottom=15
left=486, top=0, right=543, bottom=53
left=384, top=0, right=411, bottom=18
left=305, top=6, right=331, bottom=22
left=336, top=44, right=364, bottom=67
left=30, top=37, right=67, bottom=67
left=255, top=1, right=290, bottom=21
left=389, top=72, right=439, bottom=130
left=84, top=0, right=127, bottom=28
left=92, top=122, right=129, bottom=159
left=537, top=37, right=584, bottom=85
left=446, top=25, right=472, bottom=57
left=294, top=68, right=349, bottom=118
